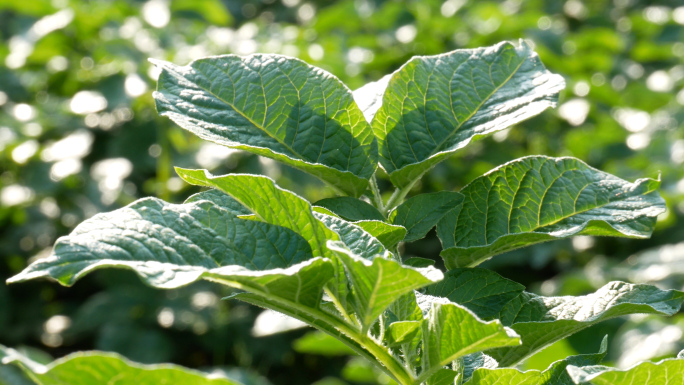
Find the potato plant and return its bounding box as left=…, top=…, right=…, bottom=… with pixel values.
left=3, top=41, right=682, bottom=385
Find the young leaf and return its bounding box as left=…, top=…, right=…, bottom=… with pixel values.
left=7, top=198, right=317, bottom=289
left=423, top=268, right=525, bottom=320
left=387, top=320, right=421, bottom=346
left=437, top=156, right=665, bottom=268
left=328, top=241, right=442, bottom=331
left=464, top=336, right=607, bottom=385
left=419, top=302, right=520, bottom=382
left=566, top=356, right=684, bottom=385
left=314, top=197, right=385, bottom=221
left=0, top=345, right=243, bottom=385
left=389, top=191, right=464, bottom=243
left=152, top=55, right=378, bottom=197
left=489, top=282, right=684, bottom=366
left=371, top=41, right=565, bottom=188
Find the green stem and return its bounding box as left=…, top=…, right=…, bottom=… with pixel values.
left=324, top=286, right=357, bottom=327
left=221, top=286, right=415, bottom=384
left=384, top=177, right=420, bottom=215
left=369, top=175, right=385, bottom=214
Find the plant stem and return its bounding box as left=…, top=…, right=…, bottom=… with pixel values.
left=384, top=177, right=421, bottom=214
left=324, top=286, right=357, bottom=327
left=369, top=175, right=385, bottom=214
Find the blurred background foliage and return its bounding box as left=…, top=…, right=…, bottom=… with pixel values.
left=0, top=0, right=683, bottom=383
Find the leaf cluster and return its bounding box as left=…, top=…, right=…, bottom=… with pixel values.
left=3, top=41, right=681, bottom=385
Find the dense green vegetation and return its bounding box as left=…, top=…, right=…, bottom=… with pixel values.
left=1, top=1, right=684, bottom=384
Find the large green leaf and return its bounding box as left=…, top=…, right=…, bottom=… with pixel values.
left=0, top=345, right=243, bottom=385
left=437, top=156, right=665, bottom=268
left=371, top=41, right=564, bottom=188
left=489, top=282, right=684, bottom=366
left=464, top=337, right=607, bottom=385
left=7, top=197, right=319, bottom=289
left=423, top=268, right=525, bottom=320
left=567, top=352, right=684, bottom=385
left=328, top=241, right=442, bottom=331
left=389, top=192, right=464, bottom=243
left=418, top=302, right=520, bottom=382
left=152, top=55, right=378, bottom=197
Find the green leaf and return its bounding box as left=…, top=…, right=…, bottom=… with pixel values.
left=464, top=336, right=607, bottom=385
left=567, top=356, right=684, bottom=385
left=328, top=241, right=442, bottom=331
left=489, top=282, right=684, bottom=366
left=353, top=221, right=406, bottom=249
left=7, top=197, right=317, bottom=289
left=0, top=345, right=243, bottom=385
left=185, top=188, right=251, bottom=216
left=152, top=55, right=378, bottom=197
left=174, top=169, right=352, bottom=306
left=293, top=331, right=357, bottom=356
left=437, top=156, right=665, bottom=268
left=389, top=192, right=464, bottom=243
left=314, top=197, right=384, bottom=221
left=387, top=320, right=421, bottom=346
left=371, top=41, right=565, bottom=188
left=423, top=268, right=525, bottom=320
left=419, top=302, right=520, bottom=382
left=175, top=169, right=338, bottom=263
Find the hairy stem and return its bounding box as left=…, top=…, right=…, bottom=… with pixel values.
left=369, top=175, right=385, bottom=214
left=384, top=177, right=420, bottom=215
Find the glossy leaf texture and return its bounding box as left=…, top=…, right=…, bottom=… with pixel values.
left=370, top=41, right=565, bottom=188
left=389, top=191, right=464, bottom=243
left=437, top=156, right=665, bottom=268
left=153, top=55, right=378, bottom=197
left=328, top=241, right=441, bottom=331
left=465, top=337, right=606, bottom=385
left=0, top=346, right=243, bottom=385
left=567, top=353, right=684, bottom=385
left=7, top=197, right=320, bottom=289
